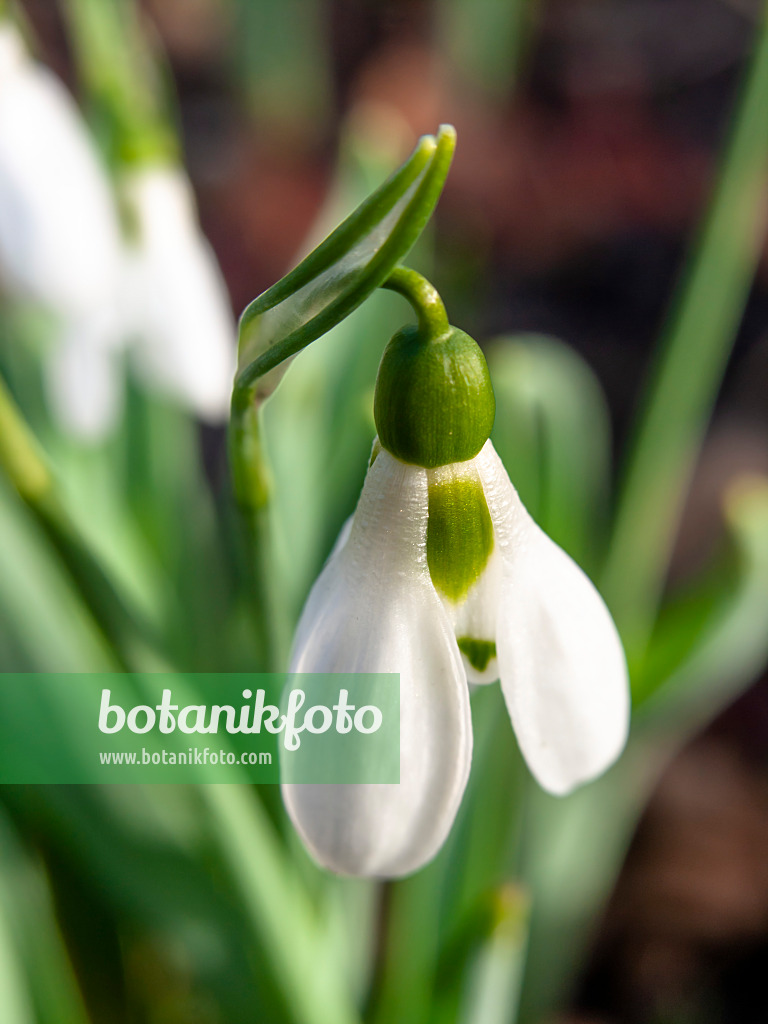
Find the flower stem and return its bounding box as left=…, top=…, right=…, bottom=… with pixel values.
left=228, top=390, right=290, bottom=670
left=382, top=266, right=451, bottom=339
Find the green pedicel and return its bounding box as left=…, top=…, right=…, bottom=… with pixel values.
left=374, top=267, right=495, bottom=469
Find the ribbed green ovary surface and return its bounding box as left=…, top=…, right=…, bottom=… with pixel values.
left=374, top=323, right=495, bottom=469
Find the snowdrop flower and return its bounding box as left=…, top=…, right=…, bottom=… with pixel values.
left=284, top=268, right=630, bottom=878
left=120, top=165, right=236, bottom=422
left=0, top=23, right=235, bottom=434
left=0, top=20, right=125, bottom=438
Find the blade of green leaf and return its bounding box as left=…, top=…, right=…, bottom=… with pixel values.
left=456, top=886, right=530, bottom=1024
left=436, top=0, right=537, bottom=97
left=0, top=811, right=92, bottom=1024
left=514, top=750, right=653, bottom=1024
left=488, top=334, right=612, bottom=572
left=230, top=0, right=332, bottom=143
left=62, top=0, right=177, bottom=166
left=200, top=784, right=362, bottom=1024
left=602, top=11, right=768, bottom=654
left=516, top=477, right=768, bottom=1023
left=0, top=860, right=35, bottom=1024
left=1, top=783, right=289, bottom=1022
left=0, top=476, right=119, bottom=671
left=637, top=475, right=768, bottom=734
left=370, top=688, right=526, bottom=1024
left=0, top=372, right=167, bottom=670
left=515, top=474, right=768, bottom=1021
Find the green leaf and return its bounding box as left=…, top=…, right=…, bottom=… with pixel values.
left=231, top=0, right=331, bottom=142
left=62, top=0, right=177, bottom=166
left=514, top=757, right=648, bottom=1024
left=1, top=784, right=290, bottom=1022
left=0, top=372, right=166, bottom=671
left=0, top=811, right=92, bottom=1024
left=370, top=687, right=527, bottom=1024
left=0, top=477, right=118, bottom=671
left=488, top=334, right=612, bottom=571
left=515, top=477, right=768, bottom=1023
left=602, top=15, right=768, bottom=652
left=0, top=874, right=35, bottom=1024
left=636, top=475, right=768, bottom=734
left=200, top=785, right=362, bottom=1024
left=455, top=886, right=530, bottom=1024
left=436, top=0, right=536, bottom=97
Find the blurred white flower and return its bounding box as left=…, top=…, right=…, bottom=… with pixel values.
left=0, top=20, right=125, bottom=438
left=284, top=439, right=630, bottom=877
left=120, top=165, right=236, bottom=422
left=0, top=23, right=235, bottom=436
left=0, top=22, right=122, bottom=316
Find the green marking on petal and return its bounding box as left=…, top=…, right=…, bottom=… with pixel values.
left=457, top=637, right=497, bottom=673
left=427, top=476, right=493, bottom=602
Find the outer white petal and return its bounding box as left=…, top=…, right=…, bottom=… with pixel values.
left=0, top=24, right=122, bottom=316
left=121, top=166, right=236, bottom=420
left=284, top=449, right=472, bottom=877
left=475, top=441, right=630, bottom=795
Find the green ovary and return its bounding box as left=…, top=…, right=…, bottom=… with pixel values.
left=427, top=477, right=494, bottom=602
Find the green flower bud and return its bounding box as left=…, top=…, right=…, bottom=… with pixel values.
left=374, top=323, right=495, bottom=468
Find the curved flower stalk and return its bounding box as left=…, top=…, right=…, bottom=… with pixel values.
left=0, top=19, right=125, bottom=438
left=120, top=164, right=237, bottom=422
left=284, top=268, right=630, bottom=878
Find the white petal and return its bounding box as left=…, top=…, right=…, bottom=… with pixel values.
left=0, top=25, right=122, bottom=316
left=448, top=546, right=503, bottom=684
left=120, top=166, right=236, bottom=420
left=475, top=441, right=630, bottom=795
left=284, top=449, right=472, bottom=877
left=45, top=323, right=124, bottom=440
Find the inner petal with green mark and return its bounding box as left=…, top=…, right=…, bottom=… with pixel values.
left=426, top=464, right=494, bottom=603
left=457, top=637, right=497, bottom=673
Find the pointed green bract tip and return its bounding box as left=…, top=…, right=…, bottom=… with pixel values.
left=374, top=325, right=495, bottom=468
left=436, top=123, right=457, bottom=148
left=427, top=477, right=494, bottom=602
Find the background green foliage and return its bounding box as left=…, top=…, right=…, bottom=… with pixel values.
left=1, top=1, right=768, bottom=1021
